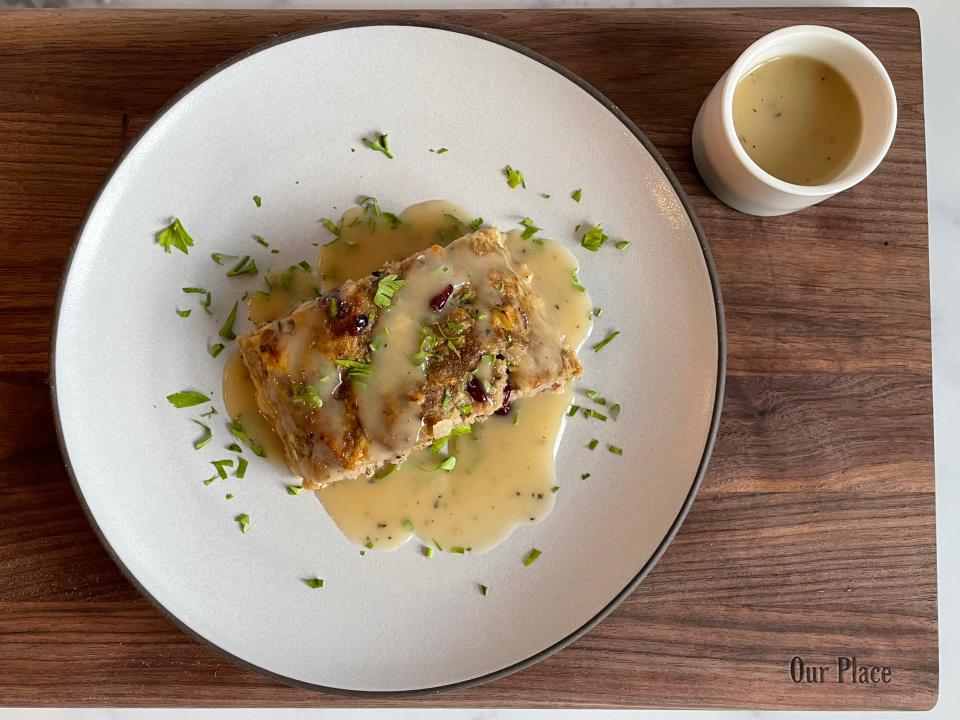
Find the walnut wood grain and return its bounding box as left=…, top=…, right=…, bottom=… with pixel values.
left=0, top=8, right=935, bottom=709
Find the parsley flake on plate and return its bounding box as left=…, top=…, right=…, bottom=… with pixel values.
left=504, top=165, right=526, bottom=189
left=253, top=195, right=262, bottom=207
left=191, top=420, right=212, bottom=450
left=234, top=513, right=250, bottom=533
left=155, top=218, right=194, bottom=255
left=303, top=577, right=324, bottom=589
left=211, top=252, right=238, bottom=265
left=226, top=255, right=258, bottom=277
left=580, top=224, right=608, bottom=252
left=523, top=548, right=542, bottom=566
left=212, top=459, right=234, bottom=479
left=519, top=217, right=541, bottom=241
left=320, top=218, right=340, bottom=237
left=592, top=330, right=620, bottom=352
left=571, top=188, right=582, bottom=203
left=219, top=301, right=239, bottom=340
left=166, top=390, right=211, bottom=408
left=363, top=133, right=394, bottom=159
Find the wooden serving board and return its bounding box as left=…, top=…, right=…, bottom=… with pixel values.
left=0, top=7, right=935, bottom=710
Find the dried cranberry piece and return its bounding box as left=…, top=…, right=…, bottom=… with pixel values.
left=430, top=284, right=454, bottom=312
left=494, top=382, right=512, bottom=416
left=466, top=377, right=488, bottom=404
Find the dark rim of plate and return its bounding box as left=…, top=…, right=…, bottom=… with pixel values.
left=49, top=20, right=727, bottom=698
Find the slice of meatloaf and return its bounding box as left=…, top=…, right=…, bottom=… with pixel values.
left=238, top=228, right=581, bottom=488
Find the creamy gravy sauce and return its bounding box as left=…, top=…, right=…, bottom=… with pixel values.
left=732, top=54, right=862, bottom=186
left=223, top=199, right=590, bottom=552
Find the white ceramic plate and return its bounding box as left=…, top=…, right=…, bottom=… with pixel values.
left=53, top=23, right=724, bottom=694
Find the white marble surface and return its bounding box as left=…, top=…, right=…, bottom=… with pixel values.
left=2, top=0, right=957, bottom=718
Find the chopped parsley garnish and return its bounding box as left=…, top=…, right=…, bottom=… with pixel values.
left=571, top=269, right=586, bottom=293
left=610, top=403, right=621, bottom=420
left=542, top=193, right=551, bottom=199
left=155, top=218, right=194, bottom=255
left=298, top=260, right=312, bottom=272
left=423, top=545, right=434, bottom=558
left=227, top=443, right=243, bottom=453
left=225, top=493, right=234, bottom=499
left=479, top=584, right=489, bottom=596
left=200, top=407, right=218, bottom=419
left=438, top=457, right=457, bottom=472
left=363, top=133, right=394, bottom=159
left=303, top=577, right=324, bottom=589
left=567, top=404, right=581, bottom=417
left=607, top=444, right=624, bottom=456
left=588, top=438, right=599, bottom=450
left=292, top=384, right=324, bottom=408
left=336, top=358, right=372, bottom=387
left=593, top=307, right=603, bottom=318
left=436, top=147, right=449, bottom=154
left=212, top=459, right=234, bottom=479
left=203, top=475, right=217, bottom=486
left=469, top=217, right=483, bottom=231
left=592, top=330, right=620, bottom=352
left=584, top=390, right=599, bottom=400
left=459, top=403, right=473, bottom=415
left=450, top=546, right=466, bottom=554
left=176, top=308, right=191, bottom=318
left=383, top=212, right=402, bottom=229
left=504, top=165, right=526, bottom=189
left=402, top=518, right=414, bottom=532
left=616, top=240, right=631, bottom=250
left=211, top=253, right=238, bottom=265
left=442, top=388, right=452, bottom=410
left=328, top=298, right=338, bottom=316
left=571, top=188, right=582, bottom=203
left=287, top=485, right=303, bottom=495
left=235, top=513, right=250, bottom=533
left=253, top=195, right=262, bottom=207
left=320, top=218, right=340, bottom=237
left=374, top=273, right=405, bottom=308
left=364, top=541, right=374, bottom=549
left=209, top=342, right=225, bottom=358
left=519, top=217, right=541, bottom=241
left=226, top=255, right=258, bottom=277
left=523, top=548, right=542, bottom=566
left=229, top=419, right=266, bottom=457
left=166, top=390, right=211, bottom=408
left=581, top=472, right=591, bottom=480
left=580, top=224, right=609, bottom=252
left=358, top=195, right=381, bottom=216
left=253, top=235, right=269, bottom=247
left=584, top=408, right=607, bottom=421
left=551, top=485, right=560, bottom=493
left=191, top=420, right=212, bottom=450
left=219, top=301, right=239, bottom=340
left=182, top=287, right=212, bottom=314
left=235, top=456, right=248, bottom=479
